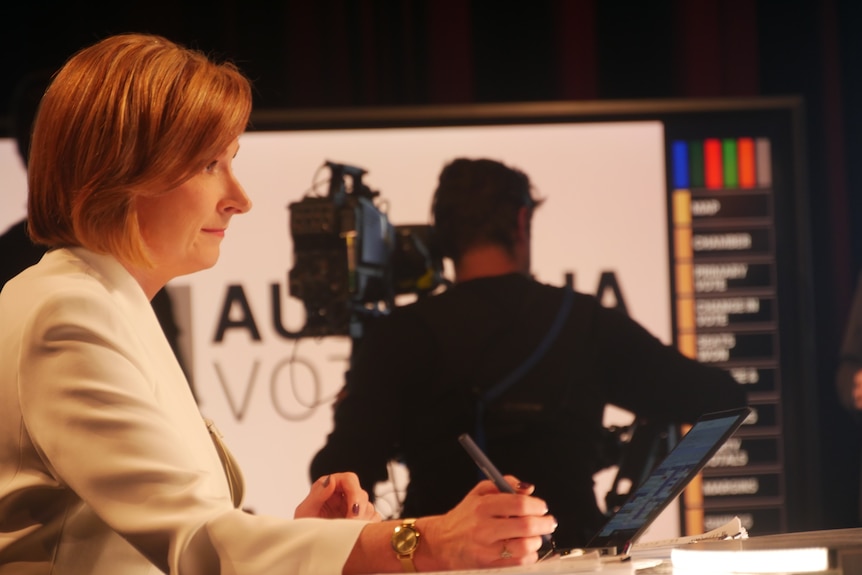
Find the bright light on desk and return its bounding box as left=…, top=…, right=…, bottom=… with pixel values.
left=670, top=546, right=830, bottom=574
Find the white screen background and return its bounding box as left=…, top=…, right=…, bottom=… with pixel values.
left=0, top=119, right=679, bottom=540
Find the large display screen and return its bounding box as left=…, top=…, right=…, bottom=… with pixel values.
left=0, top=98, right=810, bottom=539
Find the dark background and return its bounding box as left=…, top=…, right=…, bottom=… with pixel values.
left=3, top=0, right=861, bottom=531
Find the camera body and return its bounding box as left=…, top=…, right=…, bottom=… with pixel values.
left=288, top=161, right=444, bottom=338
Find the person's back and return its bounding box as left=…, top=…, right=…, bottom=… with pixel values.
left=311, top=158, right=748, bottom=548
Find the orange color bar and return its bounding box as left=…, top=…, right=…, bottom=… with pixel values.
left=676, top=262, right=693, bottom=295
left=674, top=228, right=693, bottom=259
left=677, top=333, right=697, bottom=359
left=672, top=190, right=692, bottom=225
left=677, top=298, right=695, bottom=331
left=738, top=138, right=756, bottom=188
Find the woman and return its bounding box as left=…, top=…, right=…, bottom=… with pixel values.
left=0, top=34, right=555, bottom=575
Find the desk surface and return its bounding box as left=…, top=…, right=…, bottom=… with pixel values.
left=634, top=527, right=862, bottom=575
left=683, top=526, right=862, bottom=552
left=382, top=528, right=862, bottom=575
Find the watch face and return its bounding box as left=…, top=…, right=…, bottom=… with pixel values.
left=392, top=525, right=419, bottom=554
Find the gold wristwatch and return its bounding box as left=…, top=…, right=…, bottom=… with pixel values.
left=391, top=518, right=420, bottom=572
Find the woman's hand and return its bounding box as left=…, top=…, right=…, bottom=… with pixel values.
left=416, top=475, right=557, bottom=570
left=295, top=472, right=382, bottom=521
left=342, top=476, right=555, bottom=574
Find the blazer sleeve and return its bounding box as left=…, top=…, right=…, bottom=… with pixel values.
left=18, top=284, right=365, bottom=575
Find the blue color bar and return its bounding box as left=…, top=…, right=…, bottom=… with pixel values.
left=672, top=140, right=689, bottom=189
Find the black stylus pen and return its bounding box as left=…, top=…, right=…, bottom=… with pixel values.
left=458, top=433, right=555, bottom=552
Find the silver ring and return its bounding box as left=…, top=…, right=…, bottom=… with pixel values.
left=500, top=544, right=513, bottom=559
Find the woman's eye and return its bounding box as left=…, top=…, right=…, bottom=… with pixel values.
left=205, top=160, right=218, bottom=173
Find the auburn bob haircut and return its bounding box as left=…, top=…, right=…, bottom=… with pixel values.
left=27, top=33, right=253, bottom=267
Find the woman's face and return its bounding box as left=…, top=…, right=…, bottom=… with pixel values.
left=135, top=138, right=251, bottom=285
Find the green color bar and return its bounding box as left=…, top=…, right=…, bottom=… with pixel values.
left=688, top=140, right=704, bottom=187
left=723, top=138, right=738, bottom=188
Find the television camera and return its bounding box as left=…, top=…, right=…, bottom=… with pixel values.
left=287, top=161, right=445, bottom=339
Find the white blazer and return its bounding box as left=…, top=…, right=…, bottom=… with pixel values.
left=0, top=247, right=365, bottom=574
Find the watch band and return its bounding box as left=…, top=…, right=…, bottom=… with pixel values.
left=399, top=554, right=416, bottom=572
left=391, top=518, right=419, bottom=572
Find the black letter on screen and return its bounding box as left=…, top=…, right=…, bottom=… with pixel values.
left=213, top=284, right=262, bottom=342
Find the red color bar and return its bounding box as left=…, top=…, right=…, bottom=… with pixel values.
left=738, top=138, right=756, bottom=188
left=704, top=139, right=723, bottom=189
